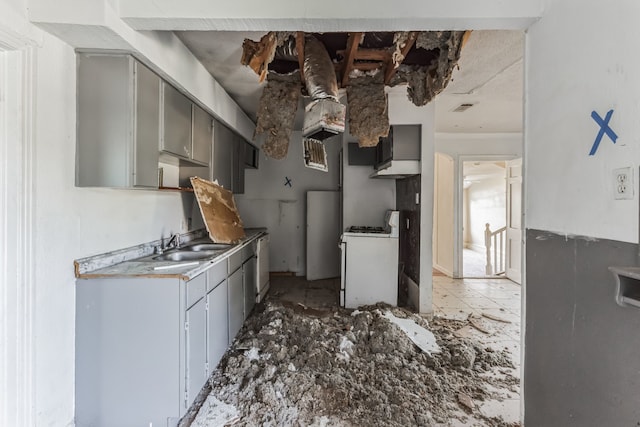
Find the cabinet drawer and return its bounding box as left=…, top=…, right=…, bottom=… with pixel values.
left=227, top=251, right=243, bottom=275
left=206, top=261, right=227, bottom=292
left=186, top=273, right=206, bottom=309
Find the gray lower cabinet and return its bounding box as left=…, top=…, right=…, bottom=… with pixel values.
left=227, top=267, right=244, bottom=345
left=76, top=53, right=160, bottom=188
left=186, top=296, right=207, bottom=409
left=75, top=237, right=263, bottom=426
left=206, top=279, right=228, bottom=372
left=76, top=265, right=235, bottom=427
left=243, top=256, right=257, bottom=319
left=76, top=277, right=185, bottom=427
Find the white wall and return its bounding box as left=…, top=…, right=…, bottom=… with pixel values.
left=342, top=125, right=397, bottom=229
left=526, top=0, right=640, bottom=244
left=433, top=153, right=455, bottom=275
left=235, top=132, right=341, bottom=275
left=467, top=174, right=506, bottom=249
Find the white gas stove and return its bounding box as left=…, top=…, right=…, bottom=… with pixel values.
left=339, top=211, right=400, bottom=308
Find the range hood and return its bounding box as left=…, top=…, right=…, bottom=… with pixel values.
left=369, top=160, right=421, bottom=179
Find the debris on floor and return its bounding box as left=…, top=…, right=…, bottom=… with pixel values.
left=188, top=301, right=520, bottom=426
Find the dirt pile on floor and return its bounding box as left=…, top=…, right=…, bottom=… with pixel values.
left=191, top=302, right=519, bottom=427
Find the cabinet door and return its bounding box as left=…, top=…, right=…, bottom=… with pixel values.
left=185, top=297, right=207, bottom=409
left=76, top=54, right=133, bottom=187
left=227, top=268, right=244, bottom=345
left=212, top=121, right=234, bottom=190
left=162, top=83, right=193, bottom=159
left=133, top=61, right=161, bottom=187
left=242, top=257, right=257, bottom=319
left=392, top=124, right=421, bottom=160
left=206, top=279, right=228, bottom=372
left=192, top=104, right=212, bottom=165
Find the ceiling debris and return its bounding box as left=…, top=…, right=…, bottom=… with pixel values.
left=347, top=72, right=389, bottom=147
left=391, top=31, right=466, bottom=106
left=254, top=71, right=301, bottom=160
left=242, top=30, right=467, bottom=158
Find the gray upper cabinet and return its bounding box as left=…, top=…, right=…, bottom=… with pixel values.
left=213, top=120, right=234, bottom=190
left=212, top=120, right=249, bottom=194
left=134, top=62, right=162, bottom=187
left=76, top=53, right=160, bottom=188
left=233, top=133, right=246, bottom=194
left=391, top=124, right=421, bottom=160
left=192, top=104, right=213, bottom=165
left=161, top=83, right=193, bottom=159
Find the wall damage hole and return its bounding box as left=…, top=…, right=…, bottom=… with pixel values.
left=242, top=31, right=470, bottom=158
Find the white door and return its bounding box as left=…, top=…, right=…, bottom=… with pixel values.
left=306, top=191, right=341, bottom=280
left=506, top=159, right=522, bottom=284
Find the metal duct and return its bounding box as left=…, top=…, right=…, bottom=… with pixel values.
left=302, top=35, right=345, bottom=140
left=303, top=35, right=339, bottom=102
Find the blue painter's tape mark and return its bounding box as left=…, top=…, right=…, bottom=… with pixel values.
left=284, top=176, right=292, bottom=187
left=589, top=109, right=618, bottom=156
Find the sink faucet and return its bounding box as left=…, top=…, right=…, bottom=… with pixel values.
left=157, top=233, right=180, bottom=254
left=166, top=233, right=180, bottom=249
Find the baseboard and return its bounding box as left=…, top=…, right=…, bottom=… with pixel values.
left=433, top=263, right=453, bottom=277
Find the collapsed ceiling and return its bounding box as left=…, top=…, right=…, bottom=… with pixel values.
left=241, top=31, right=468, bottom=160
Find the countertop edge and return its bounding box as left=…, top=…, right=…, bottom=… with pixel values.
left=75, top=228, right=267, bottom=281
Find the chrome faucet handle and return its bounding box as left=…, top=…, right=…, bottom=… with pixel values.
left=166, top=233, right=180, bottom=249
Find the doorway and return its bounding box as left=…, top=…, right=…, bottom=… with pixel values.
left=462, top=160, right=508, bottom=278
left=460, top=158, right=522, bottom=283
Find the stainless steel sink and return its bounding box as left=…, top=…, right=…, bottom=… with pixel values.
left=153, top=250, right=217, bottom=261
left=183, top=243, right=232, bottom=251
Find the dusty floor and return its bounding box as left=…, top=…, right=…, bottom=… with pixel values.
left=184, top=275, right=521, bottom=426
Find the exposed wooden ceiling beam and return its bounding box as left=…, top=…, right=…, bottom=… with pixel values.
left=384, top=31, right=418, bottom=85
left=337, top=48, right=391, bottom=62
left=335, top=62, right=384, bottom=74
left=295, top=32, right=305, bottom=84
left=340, top=32, right=364, bottom=87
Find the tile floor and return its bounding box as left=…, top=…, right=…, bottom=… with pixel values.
left=267, top=275, right=340, bottom=309
left=433, top=275, right=522, bottom=425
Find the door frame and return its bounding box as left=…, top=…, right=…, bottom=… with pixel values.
left=454, top=154, right=519, bottom=278
left=0, top=27, right=37, bottom=427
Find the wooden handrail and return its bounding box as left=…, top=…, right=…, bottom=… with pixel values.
left=484, top=223, right=506, bottom=276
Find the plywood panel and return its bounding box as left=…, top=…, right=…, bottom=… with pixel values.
left=191, top=177, right=245, bottom=244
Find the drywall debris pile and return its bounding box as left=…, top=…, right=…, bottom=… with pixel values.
left=189, top=302, right=519, bottom=426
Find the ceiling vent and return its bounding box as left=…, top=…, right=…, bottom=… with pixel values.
left=452, top=103, right=475, bottom=112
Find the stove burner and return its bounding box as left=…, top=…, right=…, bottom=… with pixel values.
left=347, top=226, right=386, bottom=234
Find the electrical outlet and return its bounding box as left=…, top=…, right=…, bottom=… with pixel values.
left=613, top=167, right=633, bottom=200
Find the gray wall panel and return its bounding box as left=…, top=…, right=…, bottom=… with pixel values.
left=525, top=229, right=640, bottom=426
